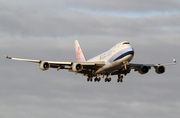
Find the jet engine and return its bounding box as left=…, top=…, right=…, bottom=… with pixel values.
left=155, top=66, right=165, bottom=74
left=39, top=61, right=50, bottom=71
left=138, top=66, right=149, bottom=74
left=72, top=63, right=83, bottom=72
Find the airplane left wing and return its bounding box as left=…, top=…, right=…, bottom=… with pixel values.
left=112, top=59, right=177, bottom=77
left=129, top=59, right=177, bottom=74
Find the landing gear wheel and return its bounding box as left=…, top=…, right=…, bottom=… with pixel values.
left=87, top=78, right=92, bottom=82
left=87, top=77, right=92, bottom=82
left=105, top=77, right=111, bottom=82
left=94, top=77, right=98, bottom=82
left=98, top=77, right=101, bottom=82
left=108, top=77, right=111, bottom=82
left=105, top=77, right=108, bottom=82
left=120, top=78, right=123, bottom=83
left=117, top=75, right=123, bottom=83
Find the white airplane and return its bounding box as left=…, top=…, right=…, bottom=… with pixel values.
left=5, top=40, right=177, bottom=83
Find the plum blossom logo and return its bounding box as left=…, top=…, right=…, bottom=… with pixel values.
left=76, top=46, right=82, bottom=62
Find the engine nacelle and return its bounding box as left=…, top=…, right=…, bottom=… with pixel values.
left=138, top=66, right=149, bottom=74
left=39, top=61, right=50, bottom=71
left=155, top=66, right=165, bottom=74
left=72, top=63, right=83, bottom=72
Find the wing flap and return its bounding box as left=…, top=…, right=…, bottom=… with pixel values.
left=47, top=61, right=72, bottom=65
left=79, top=61, right=105, bottom=66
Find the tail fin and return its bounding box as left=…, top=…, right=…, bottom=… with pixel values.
left=75, top=40, right=87, bottom=62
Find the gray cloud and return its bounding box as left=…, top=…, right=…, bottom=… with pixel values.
left=48, top=0, right=180, bottom=12
left=0, top=0, right=180, bottom=118
left=1, top=12, right=180, bottom=38
left=3, top=0, right=180, bottom=12
left=1, top=0, right=180, bottom=38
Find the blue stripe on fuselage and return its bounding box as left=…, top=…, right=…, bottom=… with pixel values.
left=113, top=48, right=134, bottom=62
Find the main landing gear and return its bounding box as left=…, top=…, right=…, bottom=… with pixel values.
left=87, top=75, right=124, bottom=83
left=87, top=76, right=111, bottom=82
left=87, top=77, right=93, bottom=82
left=94, top=77, right=101, bottom=82
left=87, top=77, right=101, bottom=82
left=117, top=75, right=123, bottom=83
left=105, top=77, right=111, bottom=82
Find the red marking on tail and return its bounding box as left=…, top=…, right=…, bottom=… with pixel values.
left=76, top=46, right=82, bottom=62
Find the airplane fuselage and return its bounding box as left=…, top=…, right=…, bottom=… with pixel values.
left=88, top=41, right=134, bottom=74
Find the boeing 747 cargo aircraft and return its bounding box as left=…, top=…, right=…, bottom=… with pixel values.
left=5, top=40, right=176, bottom=83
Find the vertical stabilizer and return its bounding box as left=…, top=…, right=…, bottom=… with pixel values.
left=75, top=40, right=87, bottom=62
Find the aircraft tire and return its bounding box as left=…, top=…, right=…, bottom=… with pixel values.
left=105, top=78, right=108, bottom=82
left=108, top=77, right=111, bottom=82
left=94, top=78, right=98, bottom=82
left=98, top=77, right=101, bottom=82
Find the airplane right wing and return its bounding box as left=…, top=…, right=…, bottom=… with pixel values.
left=5, top=54, right=105, bottom=76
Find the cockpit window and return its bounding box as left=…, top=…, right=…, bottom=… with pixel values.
left=123, top=42, right=130, bottom=45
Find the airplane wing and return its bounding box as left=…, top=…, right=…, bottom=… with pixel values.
left=128, top=59, right=177, bottom=74
left=111, top=59, right=177, bottom=76
left=4, top=54, right=105, bottom=76
left=5, top=54, right=72, bottom=65
left=129, top=59, right=176, bottom=68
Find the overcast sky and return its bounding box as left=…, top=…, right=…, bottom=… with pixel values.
left=0, top=0, right=180, bottom=118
